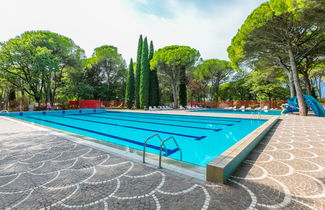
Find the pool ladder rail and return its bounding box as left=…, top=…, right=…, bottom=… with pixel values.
left=143, top=134, right=182, bottom=168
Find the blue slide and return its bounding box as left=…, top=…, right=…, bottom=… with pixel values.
left=282, top=95, right=325, bottom=117
left=304, top=95, right=325, bottom=117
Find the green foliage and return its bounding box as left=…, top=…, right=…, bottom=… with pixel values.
left=245, top=69, right=289, bottom=101
left=219, top=72, right=252, bottom=101
left=135, top=35, right=143, bottom=108
left=74, top=45, right=126, bottom=100
left=148, top=41, right=160, bottom=106
left=0, top=30, right=84, bottom=103
left=149, top=40, right=154, bottom=61
left=125, top=59, right=135, bottom=109
left=151, top=45, right=200, bottom=108
left=194, top=59, right=234, bottom=101
left=227, top=0, right=312, bottom=67
left=227, top=0, right=325, bottom=115
left=139, top=37, right=150, bottom=108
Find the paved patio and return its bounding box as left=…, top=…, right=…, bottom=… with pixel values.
left=0, top=115, right=324, bottom=209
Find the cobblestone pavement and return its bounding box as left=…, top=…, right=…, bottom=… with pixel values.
left=0, top=115, right=324, bottom=209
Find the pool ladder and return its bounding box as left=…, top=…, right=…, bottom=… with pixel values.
left=143, top=134, right=182, bottom=168
left=250, top=111, right=261, bottom=120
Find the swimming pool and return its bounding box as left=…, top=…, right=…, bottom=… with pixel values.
left=193, top=109, right=281, bottom=115
left=6, top=110, right=266, bottom=167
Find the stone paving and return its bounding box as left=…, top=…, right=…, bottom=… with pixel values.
left=0, top=115, right=324, bottom=209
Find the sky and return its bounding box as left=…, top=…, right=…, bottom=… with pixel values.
left=0, top=0, right=267, bottom=62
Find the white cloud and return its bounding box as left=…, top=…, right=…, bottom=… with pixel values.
left=0, top=0, right=266, bottom=62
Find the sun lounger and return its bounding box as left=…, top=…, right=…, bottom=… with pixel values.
left=263, top=106, right=269, bottom=112
left=186, top=105, right=193, bottom=110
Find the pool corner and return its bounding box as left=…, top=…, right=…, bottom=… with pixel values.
left=206, top=116, right=279, bottom=184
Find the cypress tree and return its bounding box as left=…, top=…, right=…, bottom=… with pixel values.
left=125, top=58, right=135, bottom=109
left=148, top=41, right=159, bottom=106
left=179, top=67, right=187, bottom=107
left=139, top=37, right=149, bottom=108
left=135, top=35, right=143, bottom=108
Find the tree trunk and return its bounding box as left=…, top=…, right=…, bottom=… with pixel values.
left=281, top=67, right=295, bottom=97
left=178, top=67, right=187, bottom=107
left=171, top=83, right=178, bottom=109
left=288, top=47, right=307, bottom=116
left=46, top=71, right=52, bottom=105
left=302, top=72, right=312, bottom=96
left=287, top=71, right=295, bottom=98
left=214, top=80, right=220, bottom=102
left=316, top=77, right=322, bottom=97
left=276, top=57, right=295, bottom=98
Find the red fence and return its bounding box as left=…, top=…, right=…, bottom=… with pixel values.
left=79, top=100, right=101, bottom=109
left=68, top=101, right=79, bottom=106
left=67, top=100, right=124, bottom=109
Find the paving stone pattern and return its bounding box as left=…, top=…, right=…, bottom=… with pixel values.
left=0, top=115, right=324, bottom=209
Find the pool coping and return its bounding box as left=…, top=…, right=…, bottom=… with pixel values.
left=190, top=108, right=282, bottom=116
left=206, top=116, right=279, bottom=183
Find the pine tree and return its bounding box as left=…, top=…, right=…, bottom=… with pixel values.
left=139, top=37, right=149, bottom=108
left=179, top=67, right=187, bottom=107
left=148, top=41, right=159, bottom=106
left=125, top=58, right=135, bottom=109
left=135, top=35, right=143, bottom=108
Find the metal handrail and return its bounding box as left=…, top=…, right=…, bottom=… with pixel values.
left=143, top=134, right=167, bottom=163
left=159, top=136, right=182, bottom=168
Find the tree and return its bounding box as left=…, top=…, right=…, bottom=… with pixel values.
left=71, top=45, right=126, bottom=100
left=135, top=35, right=143, bottom=108
left=227, top=0, right=325, bottom=116
left=310, top=62, right=325, bottom=98
left=125, top=59, right=135, bottom=109
left=149, top=41, right=160, bottom=106
left=187, top=75, right=208, bottom=102
left=179, top=66, right=187, bottom=107
left=194, top=59, right=234, bottom=101
left=150, top=45, right=200, bottom=108
left=0, top=31, right=84, bottom=104
left=246, top=69, right=289, bottom=101
left=219, top=71, right=253, bottom=101
left=139, top=37, right=150, bottom=108
left=297, top=45, right=324, bottom=96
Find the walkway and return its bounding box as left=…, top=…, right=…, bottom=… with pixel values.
left=0, top=115, right=324, bottom=209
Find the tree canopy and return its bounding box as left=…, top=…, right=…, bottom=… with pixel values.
left=125, top=59, right=135, bottom=109
left=77, top=45, right=126, bottom=100
left=150, top=45, right=200, bottom=108
left=227, top=0, right=325, bottom=115
left=135, top=35, right=143, bottom=108
left=0, top=30, right=84, bottom=104
left=194, top=59, right=234, bottom=101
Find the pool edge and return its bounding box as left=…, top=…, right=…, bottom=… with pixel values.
left=0, top=116, right=206, bottom=181
left=206, top=116, right=279, bottom=184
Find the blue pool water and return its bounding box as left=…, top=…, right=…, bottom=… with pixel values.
left=8, top=110, right=266, bottom=166
left=193, top=109, right=281, bottom=115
